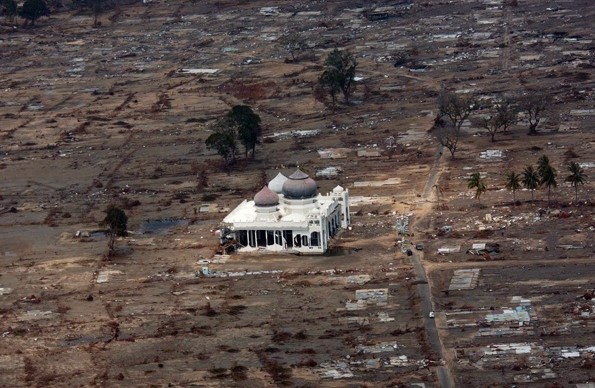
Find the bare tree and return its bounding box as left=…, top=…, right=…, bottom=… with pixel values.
left=473, top=98, right=517, bottom=142
left=91, top=0, right=102, bottom=27
left=278, top=31, right=308, bottom=62
left=518, top=93, right=551, bottom=135
left=438, top=90, right=477, bottom=130
left=434, top=125, right=462, bottom=159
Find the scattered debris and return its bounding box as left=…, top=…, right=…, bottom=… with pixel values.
left=316, top=166, right=342, bottom=178
left=356, top=341, right=399, bottom=354
left=316, top=361, right=354, bottom=379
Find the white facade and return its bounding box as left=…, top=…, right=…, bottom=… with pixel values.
left=219, top=169, right=350, bottom=254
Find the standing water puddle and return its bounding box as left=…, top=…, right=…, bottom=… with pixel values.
left=138, top=219, right=189, bottom=235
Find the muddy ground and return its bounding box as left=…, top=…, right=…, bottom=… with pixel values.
left=0, top=0, right=593, bottom=386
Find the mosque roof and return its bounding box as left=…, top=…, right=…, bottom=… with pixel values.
left=282, top=168, right=318, bottom=199
left=254, top=186, right=279, bottom=207
left=268, top=172, right=288, bottom=194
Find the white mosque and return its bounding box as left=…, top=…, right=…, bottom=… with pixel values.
left=219, top=169, right=350, bottom=254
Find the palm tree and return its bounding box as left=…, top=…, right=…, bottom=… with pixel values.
left=565, top=161, right=587, bottom=202
left=505, top=171, right=521, bottom=203
left=521, top=165, right=539, bottom=203
left=537, top=155, right=557, bottom=204
left=537, top=154, right=550, bottom=178
left=467, top=172, right=487, bottom=206
left=540, top=165, right=557, bottom=205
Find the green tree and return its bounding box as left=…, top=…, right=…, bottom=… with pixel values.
left=540, top=165, right=557, bottom=204
left=18, top=0, right=50, bottom=26
left=318, top=48, right=357, bottom=104
left=205, top=126, right=238, bottom=166
left=227, top=105, right=262, bottom=159
left=505, top=171, right=521, bottom=203
left=101, top=205, right=128, bottom=257
left=536, top=154, right=550, bottom=178
left=467, top=172, right=487, bottom=206
left=565, top=161, right=586, bottom=202
left=3, top=0, right=17, bottom=22
left=521, top=165, right=539, bottom=203
left=318, top=70, right=341, bottom=106
left=537, top=155, right=557, bottom=204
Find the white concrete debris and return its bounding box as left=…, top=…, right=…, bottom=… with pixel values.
left=356, top=341, right=399, bottom=354
left=21, top=310, right=55, bottom=321
left=347, top=274, right=371, bottom=285
left=316, top=166, right=341, bottom=178
left=377, top=312, right=395, bottom=322
left=0, top=288, right=13, bottom=296
left=213, top=270, right=283, bottom=278
left=344, top=300, right=368, bottom=311
left=483, top=343, right=534, bottom=355
left=354, top=288, right=389, bottom=303
left=480, top=149, right=503, bottom=160
left=353, top=177, right=400, bottom=187
left=438, top=246, right=461, bottom=254
left=356, top=149, right=381, bottom=157
left=259, top=6, right=280, bottom=15
left=178, top=68, right=219, bottom=74
left=317, top=361, right=354, bottom=379
left=265, top=129, right=321, bottom=141
left=318, top=148, right=349, bottom=159
left=96, top=270, right=123, bottom=284
left=570, top=109, right=595, bottom=116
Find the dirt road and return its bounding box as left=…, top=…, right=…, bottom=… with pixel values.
left=408, top=144, right=455, bottom=388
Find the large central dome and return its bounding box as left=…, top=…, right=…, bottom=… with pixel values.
left=282, top=169, right=318, bottom=199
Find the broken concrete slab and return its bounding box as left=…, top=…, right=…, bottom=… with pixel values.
left=96, top=270, right=123, bottom=284
left=353, top=178, right=400, bottom=187
left=448, top=269, right=480, bottom=291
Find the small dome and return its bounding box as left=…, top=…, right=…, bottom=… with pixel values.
left=282, top=169, right=318, bottom=199
left=332, top=185, right=345, bottom=193
left=254, top=186, right=279, bottom=207
left=268, top=172, right=288, bottom=194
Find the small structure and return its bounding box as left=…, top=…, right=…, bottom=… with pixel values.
left=219, top=169, right=350, bottom=254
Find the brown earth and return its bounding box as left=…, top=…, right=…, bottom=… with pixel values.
left=0, top=0, right=593, bottom=386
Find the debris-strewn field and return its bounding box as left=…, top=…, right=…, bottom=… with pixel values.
left=0, top=0, right=593, bottom=386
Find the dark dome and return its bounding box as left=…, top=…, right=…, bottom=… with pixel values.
left=282, top=169, right=318, bottom=199
left=254, top=186, right=279, bottom=207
